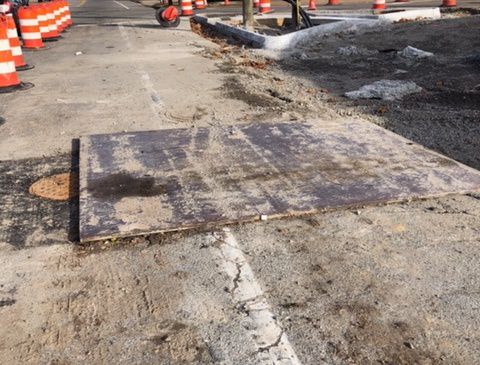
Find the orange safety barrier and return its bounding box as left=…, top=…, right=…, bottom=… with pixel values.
left=18, top=6, right=44, bottom=49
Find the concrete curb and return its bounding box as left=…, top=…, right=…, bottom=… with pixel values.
left=192, top=7, right=441, bottom=50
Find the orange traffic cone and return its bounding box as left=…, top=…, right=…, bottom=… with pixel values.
left=18, top=6, right=45, bottom=49
left=5, top=14, right=33, bottom=71
left=308, top=0, right=316, bottom=10
left=327, top=0, right=340, bottom=5
left=180, top=0, right=194, bottom=16
left=0, top=17, right=33, bottom=93
left=224, top=0, right=230, bottom=5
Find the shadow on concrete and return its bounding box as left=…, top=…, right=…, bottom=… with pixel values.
left=68, top=139, right=80, bottom=243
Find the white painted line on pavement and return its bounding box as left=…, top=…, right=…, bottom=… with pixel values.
left=113, top=0, right=130, bottom=10
left=118, top=24, right=163, bottom=117
left=213, top=228, right=302, bottom=365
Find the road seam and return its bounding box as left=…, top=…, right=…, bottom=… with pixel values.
left=117, top=23, right=163, bottom=118
left=212, top=228, right=302, bottom=365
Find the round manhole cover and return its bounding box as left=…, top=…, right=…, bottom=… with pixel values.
left=29, top=172, right=79, bottom=201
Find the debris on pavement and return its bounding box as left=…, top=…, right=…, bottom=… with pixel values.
left=398, top=46, right=434, bottom=59
left=336, top=45, right=378, bottom=57
left=345, top=80, right=422, bottom=100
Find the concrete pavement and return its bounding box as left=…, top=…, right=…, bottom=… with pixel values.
left=0, top=0, right=480, bottom=364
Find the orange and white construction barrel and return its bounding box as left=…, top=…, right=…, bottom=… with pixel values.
left=45, top=2, right=60, bottom=38
left=34, top=4, right=53, bottom=41
left=194, top=0, right=205, bottom=9
left=65, top=1, right=73, bottom=26
left=442, top=0, right=456, bottom=6
left=259, top=0, right=271, bottom=13
left=5, top=14, right=33, bottom=70
left=0, top=17, right=33, bottom=92
left=372, top=0, right=386, bottom=10
left=18, top=6, right=45, bottom=49
left=180, top=0, right=194, bottom=16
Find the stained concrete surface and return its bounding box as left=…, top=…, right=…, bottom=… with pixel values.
left=1, top=0, right=480, bottom=364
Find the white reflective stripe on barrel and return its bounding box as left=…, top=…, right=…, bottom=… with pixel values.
left=40, top=26, right=50, bottom=33
left=21, top=32, right=42, bottom=40
left=19, top=19, right=39, bottom=26
left=7, top=29, right=17, bottom=38
left=10, top=46, right=22, bottom=56
left=0, top=39, right=10, bottom=51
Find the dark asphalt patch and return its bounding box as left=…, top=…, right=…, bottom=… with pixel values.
left=0, top=142, right=79, bottom=249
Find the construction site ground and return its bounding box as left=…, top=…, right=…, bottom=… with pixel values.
left=0, top=0, right=479, bottom=364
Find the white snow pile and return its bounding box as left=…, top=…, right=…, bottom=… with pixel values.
left=336, top=45, right=378, bottom=57
left=398, top=46, right=434, bottom=60
left=345, top=80, right=422, bottom=101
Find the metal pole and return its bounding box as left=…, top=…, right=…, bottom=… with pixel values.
left=243, top=0, right=254, bottom=29
left=292, top=0, right=301, bottom=29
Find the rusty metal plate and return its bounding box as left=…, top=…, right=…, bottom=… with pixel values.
left=79, top=120, right=480, bottom=241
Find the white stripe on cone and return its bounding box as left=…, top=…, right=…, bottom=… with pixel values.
left=0, top=61, right=16, bottom=74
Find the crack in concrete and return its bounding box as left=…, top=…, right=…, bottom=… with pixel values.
left=257, top=330, right=284, bottom=353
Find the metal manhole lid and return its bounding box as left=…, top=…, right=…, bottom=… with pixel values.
left=29, top=172, right=78, bottom=201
